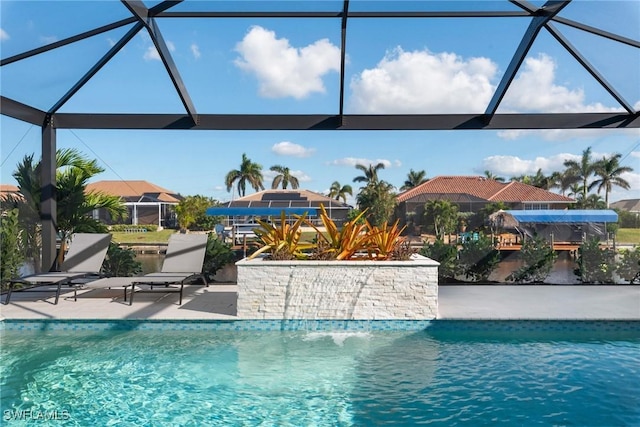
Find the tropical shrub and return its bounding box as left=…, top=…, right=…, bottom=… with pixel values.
left=574, top=237, right=616, bottom=284
left=202, top=234, right=237, bottom=279
left=419, top=239, right=457, bottom=282
left=249, top=211, right=314, bottom=260
left=101, top=243, right=142, bottom=277
left=506, top=235, right=557, bottom=283
left=457, top=235, right=501, bottom=282
left=249, top=206, right=409, bottom=261
left=366, top=219, right=408, bottom=260
left=306, top=206, right=370, bottom=260
left=616, top=246, right=640, bottom=284
left=1, top=209, right=25, bottom=290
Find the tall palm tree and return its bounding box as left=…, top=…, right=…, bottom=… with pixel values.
left=225, top=153, right=264, bottom=197
left=563, top=147, right=596, bottom=201
left=550, top=170, right=578, bottom=196
left=530, top=168, right=555, bottom=190
left=353, top=162, right=385, bottom=186
left=328, top=181, right=353, bottom=203
left=483, top=170, right=505, bottom=182
left=591, top=154, right=633, bottom=207
left=400, top=169, right=428, bottom=191
left=270, top=165, right=300, bottom=189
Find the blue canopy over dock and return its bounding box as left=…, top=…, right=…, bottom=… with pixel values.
left=504, top=210, right=618, bottom=223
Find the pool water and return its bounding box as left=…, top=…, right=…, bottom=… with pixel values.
left=1, top=323, right=639, bottom=426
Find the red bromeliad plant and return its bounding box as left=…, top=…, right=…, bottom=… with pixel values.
left=248, top=211, right=314, bottom=260
left=305, top=205, right=370, bottom=260
left=248, top=206, right=411, bottom=261
left=366, top=219, right=407, bottom=260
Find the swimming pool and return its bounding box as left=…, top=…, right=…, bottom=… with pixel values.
left=2, top=320, right=639, bottom=426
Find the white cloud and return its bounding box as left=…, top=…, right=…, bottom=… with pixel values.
left=350, top=47, right=497, bottom=113
left=497, top=54, right=626, bottom=140
left=328, top=157, right=396, bottom=168
left=501, top=54, right=621, bottom=114
left=271, top=141, right=315, bottom=157
left=107, top=38, right=116, bottom=47
left=143, top=40, right=175, bottom=61
left=40, top=35, right=57, bottom=44
left=0, top=28, right=9, bottom=41
left=479, top=153, right=579, bottom=177
left=480, top=150, right=640, bottom=196
left=235, top=26, right=340, bottom=99
left=190, top=43, right=201, bottom=59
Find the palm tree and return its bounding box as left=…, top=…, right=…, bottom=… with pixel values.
left=564, top=147, right=596, bottom=201
left=591, top=154, right=633, bottom=208
left=550, top=170, right=578, bottom=196
left=424, top=199, right=459, bottom=240
left=356, top=180, right=397, bottom=226
left=13, top=148, right=126, bottom=270
left=328, top=181, right=353, bottom=203
left=483, top=170, right=505, bottom=182
left=353, top=162, right=385, bottom=186
left=530, top=168, right=555, bottom=190
left=270, top=165, right=300, bottom=190
left=400, top=169, right=428, bottom=191
left=225, top=153, right=264, bottom=197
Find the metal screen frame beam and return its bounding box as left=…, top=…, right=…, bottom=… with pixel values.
left=485, top=1, right=571, bottom=117
left=0, top=97, right=47, bottom=126
left=50, top=112, right=640, bottom=130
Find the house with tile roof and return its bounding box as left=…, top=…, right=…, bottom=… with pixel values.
left=86, top=180, right=182, bottom=228
left=0, top=184, right=22, bottom=203
left=396, top=176, right=575, bottom=228
left=610, top=199, right=640, bottom=214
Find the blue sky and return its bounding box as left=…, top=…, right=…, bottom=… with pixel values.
left=1, top=0, right=639, bottom=205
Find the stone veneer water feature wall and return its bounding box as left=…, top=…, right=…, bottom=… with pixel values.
left=236, top=254, right=440, bottom=320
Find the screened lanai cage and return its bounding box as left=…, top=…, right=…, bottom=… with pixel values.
left=1, top=0, right=638, bottom=282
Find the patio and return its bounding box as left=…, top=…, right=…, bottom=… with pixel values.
left=1, top=283, right=638, bottom=321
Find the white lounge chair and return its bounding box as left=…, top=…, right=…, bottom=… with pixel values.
left=84, top=233, right=208, bottom=305
left=4, top=233, right=112, bottom=305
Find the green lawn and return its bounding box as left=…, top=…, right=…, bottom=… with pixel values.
left=617, top=228, right=640, bottom=244
left=109, top=228, right=640, bottom=246
left=111, top=229, right=177, bottom=244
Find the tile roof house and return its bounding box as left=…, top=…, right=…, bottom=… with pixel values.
left=610, top=199, right=640, bottom=213
left=0, top=184, right=23, bottom=203
left=86, top=180, right=182, bottom=228
left=396, top=176, right=575, bottom=229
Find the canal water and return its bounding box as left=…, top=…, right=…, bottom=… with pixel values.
left=134, top=251, right=584, bottom=284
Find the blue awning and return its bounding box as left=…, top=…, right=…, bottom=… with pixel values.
left=504, top=209, right=618, bottom=223
left=206, top=207, right=317, bottom=216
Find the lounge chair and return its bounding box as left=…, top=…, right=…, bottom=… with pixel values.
left=3, top=233, right=112, bottom=305
left=84, top=233, right=208, bottom=305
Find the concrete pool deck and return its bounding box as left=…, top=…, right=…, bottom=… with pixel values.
left=0, top=283, right=639, bottom=321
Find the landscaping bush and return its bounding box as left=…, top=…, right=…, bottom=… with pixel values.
left=101, top=243, right=142, bottom=277
left=506, top=235, right=557, bottom=283
left=574, top=237, right=616, bottom=284
left=457, top=235, right=500, bottom=282
left=616, top=246, right=640, bottom=284
left=203, top=234, right=237, bottom=280
left=1, top=209, right=25, bottom=290
left=419, top=239, right=457, bottom=282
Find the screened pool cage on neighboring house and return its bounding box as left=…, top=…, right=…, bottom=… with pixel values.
left=1, top=0, right=638, bottom=271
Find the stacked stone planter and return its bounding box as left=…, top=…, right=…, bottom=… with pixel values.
left=236, top=254, right=439, bottom=320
